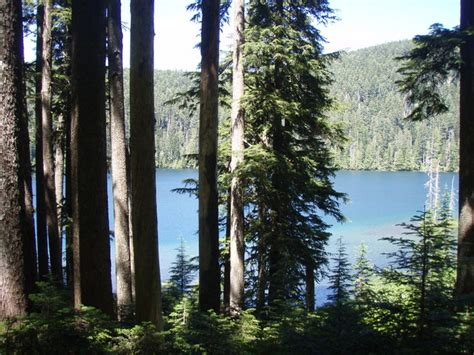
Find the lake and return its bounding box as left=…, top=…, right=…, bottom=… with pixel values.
left=37, top=169, right=459, bottom=303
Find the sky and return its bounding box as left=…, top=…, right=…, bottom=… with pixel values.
left=122, top=0, right=460, bottom=71
left=25, top=0, right=460, bottom=71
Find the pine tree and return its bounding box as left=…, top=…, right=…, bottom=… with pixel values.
left=328, top=237, right=352, bottom=306
left=243, top=0, right=344, bottom=307
left=381, top=204, right=456, bottom=345
left=396, top=5, right=474, bottom=298
left=35, top=1, right=48, bottom=281
left=41, top=0, right=62, bottom=284
left=458, top=0, right=474, bottom=300
left=198, top=0, right=221, bottom=313
left=130, top=0, right=163, bottom=328
left=353, top=243, right=374, bottom=304
left=0, top=0, right=29, bottom=318
left=169, top=239, right=197, bottom=298
left=229, top=0, right=245, bottom=316
left=71, top=0, right=113, bottom=315
left=108, top=0, right=133, bottom=323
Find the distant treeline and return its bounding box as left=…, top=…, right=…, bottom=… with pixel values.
left=328, top=40, right=458, bottom=172
left=89, top=41, right=459, bottom=171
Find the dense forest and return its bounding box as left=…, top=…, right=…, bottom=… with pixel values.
left=1, top=0, right=474, bottom=353
left=117, top=41, right=459, bottom=171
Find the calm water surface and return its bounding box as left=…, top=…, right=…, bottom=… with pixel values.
left=35, top=169, right=458, bottom=302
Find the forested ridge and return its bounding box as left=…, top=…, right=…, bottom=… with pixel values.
left=128, top=40, right=459, bottom=171
left=329, top=40, right=458, bottom=172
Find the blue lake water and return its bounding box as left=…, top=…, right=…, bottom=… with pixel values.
left=35, top=169, right=459, bottom=304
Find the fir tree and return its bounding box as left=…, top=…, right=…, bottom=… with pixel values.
left=381, top=201, right=456, bottom=348
left=327, top=236, right=352, bottom=306
left=353, top=243, right=375, bottom=304
left=243, top=0, right=344, bottom=308
left=169, top=239, right=198, bottom=298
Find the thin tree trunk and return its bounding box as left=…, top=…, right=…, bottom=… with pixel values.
left=224, top=191, right=231, bottom=313
left=42, top=0, right=62, bottom=284
left=130, top=0, right=163, bottom=328
left=54, top=117, right=64, bottom=243
left=199, top=0, right=221, bottom=314
left=19, top=5, right=37, bottom=298
left=71, top=0, right=113, bottom=315
left=62, top=12, right=73, bottom=291
left=0, top=0, right=28, bottom=318
left=305, top=262, right=315, bottom=312
left=457, top=0, right=474, bottom=298
left=256, top=203, right=267, bottom=312
left=229, top=0, right=245, bottom=316
left=65, top=96, right=73, bottom=289
left=108, top=0, right=133, bottom=323
left=54, top=116, right=64, bottom=287
left=35, top=2, right=49, bottom=280
left=127, top=147, right=135, bottom=302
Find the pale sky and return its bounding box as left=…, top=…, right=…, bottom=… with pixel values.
left=25, top=0, right=460, bottom=71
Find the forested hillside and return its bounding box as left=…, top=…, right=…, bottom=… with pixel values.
left=329, top=40, right=458, bottom=171
left=140, top=41, right=459, bottom=171
left=123, top=70, right=200, bottom=168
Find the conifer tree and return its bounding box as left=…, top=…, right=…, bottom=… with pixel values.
left=169, top=239, right=197, bottom=298
left=229, top=0, right=245, bottom=316
left=396, top=3, right=474, bottom=298
left=198, top=0, right=221, bottom=313
left=243, top=0, right=344, bottom=307
left=108, top=0, right=133, bottom=322
left=130, top=0, right=163, bottom=328
left=328, top=237, right=352, bottom=306
left=35, top=1, right=48, bottom=281
left=458, top=0, right=474, bottom=300
left=41, top=0, right=62, bottom=284
left=0, top=0, right=29, bottom=318
left=353, top=243, right=374, bottom=304
left=71, top=0, right=113, bottom=315
left=382, top=204, right=456, bottom=344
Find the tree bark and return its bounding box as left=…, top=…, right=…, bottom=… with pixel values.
left=42, top=0, right=62, bottom=284
left=35, top=2, right=49, bottom=280
left=224, top=192, right=231, bottom=313
left=199, top=0, right=221, bottom=314
left=0, top=0, right=28, bottom=318
left=229, top=0, right=245, bottom=316
left=71, top=0, right=113, bottom=315
left=130, top=0, right=163, bottom=328
left=457, top=0, right=474, bottom=298
left=305, top=263, right=315, bottom=312
left=54, top=116, right=64, bottom=244
left=108, top=0, right=133, bottom=322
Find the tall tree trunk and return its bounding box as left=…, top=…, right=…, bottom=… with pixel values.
left=61, top=10, right=73, bottom=291
left=42, top=0, right=62, bottom=284
left=130, top=0, right=163, bottom=328
left=65, top=109, right=73, bottom=289
left=223, top=191, right=231, bottom=313
left=305, top=262, right=315, bottom=312
left=19, top=4, right=37, bottom=298
left=199, top=0, right=221, bottom=314
left=71, top=0, right=113, bottom=315
left=54, top=117, right=64, bottom=242
left=54, top=115, right=64, bottom=287
left=457, top=0, right=474, bottom=298
left=0, top=0, right=28, bottom=318
left=108, top=0, right=133, bottom=323
left=127, top=148, right=135, bottom=301
left=255, top=231, right=267, bottom=312
left=267, top=2, right=286, bottom=305
left=229, top=0, right=245, bottom=316
left=35, top=2, right=49, bottom=280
